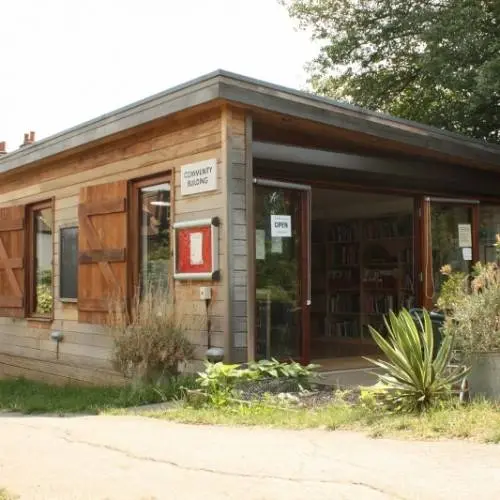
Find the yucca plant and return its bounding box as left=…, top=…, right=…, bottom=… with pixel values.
left=365, top=308, right=469, bottom=413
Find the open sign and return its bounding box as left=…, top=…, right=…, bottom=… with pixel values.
left=270, top=215, right=292, bottom=237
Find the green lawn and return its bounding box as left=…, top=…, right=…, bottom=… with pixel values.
left=138, top=399, right=500, bottom=443
left=0, top=377, right=194, bottom=414
left=3, top=377, right=500, bottom=443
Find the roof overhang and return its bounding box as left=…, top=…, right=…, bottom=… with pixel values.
left=1, top=69, right=499, bottom=175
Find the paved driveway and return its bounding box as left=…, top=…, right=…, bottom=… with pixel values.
left=0, top=414, right=499, bottom=499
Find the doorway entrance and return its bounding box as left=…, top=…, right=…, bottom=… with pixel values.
left=253, top=179, right=310, bottom=363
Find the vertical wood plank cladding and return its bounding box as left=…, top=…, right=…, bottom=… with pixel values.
left=245, top=114, right=255, bottom=360
left=0, top=107, right=227, bottom=384
left=78, top=181, right=128, bottom=324
left=0, top=206, right=26, bottom=318
left=221, top=105, right=233, bottom=361
left=226, top=107, right=251, bottom=356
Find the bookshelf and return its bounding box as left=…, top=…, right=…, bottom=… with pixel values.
left=311, top=213, right=415, bottom=356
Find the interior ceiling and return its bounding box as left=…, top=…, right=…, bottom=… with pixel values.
left=312, top=187, right=413, bottom=220
left=312, top=188, right=410, bottom=208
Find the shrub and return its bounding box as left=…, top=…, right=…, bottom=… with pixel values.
left=108, top=285, right=197, bottom=383
left=195, top=359, right=319, bottom=407
left=438, top=262, right=500, bottom=357
left=366, top=309, right=469, bottom=413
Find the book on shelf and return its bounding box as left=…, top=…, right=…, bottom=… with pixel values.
left=325, top=318, right=360, bottom=338
left=363, top=214, right=412, bottom=240
left=331, top=244, right=359, bottom=266
left=328, top=222, right=359, bottom=242
left=362, top=268, right=397, bottom=288
left=329, top=268, right=359, bottom=288
left=329, top=292, right=360, bottom=313
left=364, top=293, right=396, bottom=314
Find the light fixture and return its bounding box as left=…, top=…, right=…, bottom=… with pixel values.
left=150, top=201, right=170, bottom=207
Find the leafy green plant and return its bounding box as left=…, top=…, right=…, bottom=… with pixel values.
left=36, top=284, right=53, bottom=314
left=195, top=359, right=319, bottom=407
left=366, top=309, right=469, bottom=413
left=246, top=358, right=319, bottom=381
left=196, top=362, right=252, bottom=407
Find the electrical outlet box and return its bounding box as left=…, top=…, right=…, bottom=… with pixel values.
left=199, top=286, right=212, bottom=301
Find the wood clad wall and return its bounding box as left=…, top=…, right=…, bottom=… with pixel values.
left=0, top=107, right=227, bottom=384
left=225, top=107, right=250, bottom=362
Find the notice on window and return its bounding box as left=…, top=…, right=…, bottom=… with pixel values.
left=458, top=224, right=472, bottom=248
left=462, top=247, right=472, bottom=261
left=189, top=232, right=203, bottom=265
left=271, top=237, right=283, bottom=254
left=256, top=229, right=266, bottom=260
left=271, top=215, right=292, bottom=238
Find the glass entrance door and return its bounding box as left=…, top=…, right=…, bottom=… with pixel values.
left=422, top=197, right=479, bottom=309
left=254, top=180, right=310, bottom=363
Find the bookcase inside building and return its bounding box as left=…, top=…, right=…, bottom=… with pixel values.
left=311, top=213, right=415, bottom=358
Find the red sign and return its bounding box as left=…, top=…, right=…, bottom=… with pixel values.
left=173, top=217, right=220, bottom=280
left=176, top=225, right=212, bottom=274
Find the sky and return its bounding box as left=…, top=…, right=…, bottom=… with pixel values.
left=0, top=0, right=318, bottom=152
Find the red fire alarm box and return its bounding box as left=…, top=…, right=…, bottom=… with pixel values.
left=173, top=217, right=220, bottom=280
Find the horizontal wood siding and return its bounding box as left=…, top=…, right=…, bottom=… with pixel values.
left=227, top=108, right=249, bottom=362
left=0, top=108, right=227, bottom=384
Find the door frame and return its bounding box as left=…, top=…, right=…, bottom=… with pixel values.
left=253, top=178, right=312, bottom=364
left=420, top=196, right=480, bottom=310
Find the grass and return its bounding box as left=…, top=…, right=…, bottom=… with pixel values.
left=3, top=377, right=500, bottom=443
left=0, top=376, right=196, bottom=415
left=139, top=398, right=500, bottom=443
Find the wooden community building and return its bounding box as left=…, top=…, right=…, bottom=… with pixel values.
left=1, top=70, right=500, bottom=384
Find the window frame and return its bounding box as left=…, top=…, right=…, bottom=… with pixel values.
left=129, top=173, right=173, bottom=301
left=26, top=199, right=55, bottom=319
left=59, top=225, right=79, bottom=302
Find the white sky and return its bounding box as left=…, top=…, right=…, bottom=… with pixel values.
left=0, top=0, right=318, bottom=152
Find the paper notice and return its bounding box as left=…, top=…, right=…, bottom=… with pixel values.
left=462, top=247, right=472, bottom=261
left=458, top=224, right=472, bottom=248
left=271, top=215, right=292, bottom=238
left=271, top=237, right=283, bottom=254
left=256, top=229, right=266, bottom=260
left=189, top=232, right=203, bottom=265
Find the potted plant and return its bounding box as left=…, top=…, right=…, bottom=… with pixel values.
left=438, top=262, right=500, bottom=400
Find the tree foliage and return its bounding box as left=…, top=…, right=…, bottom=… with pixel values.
left=281, top=0, right=500, bottom=142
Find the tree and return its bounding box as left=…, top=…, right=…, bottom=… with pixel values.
left=280, top=0, right=500, bottom=143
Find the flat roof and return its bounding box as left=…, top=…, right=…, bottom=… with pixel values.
left=1, top=69, right=500, bottom=174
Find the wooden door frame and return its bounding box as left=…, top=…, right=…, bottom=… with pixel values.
left=420, top=196, right=480, bottom=310
left=253, top=178, right=311, bottom=364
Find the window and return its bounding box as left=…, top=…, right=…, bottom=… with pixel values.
left=28, top=201, right=54, bottom=317
left=137, top=179, right=171, bottom=292
left=60, top=226, right=78, bottom=300
left=479, top=204, right=500, bottom=263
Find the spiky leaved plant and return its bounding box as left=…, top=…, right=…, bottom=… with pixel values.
left=366, top=309, right=469, bottom=413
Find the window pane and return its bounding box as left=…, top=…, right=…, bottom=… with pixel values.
left=60, top=227, right=78, bottom=299
left=35, top=207, right=53, bottom=315
left=140, top=182, right=171, bottom=291
left=480, top=205, right=500, bottom=263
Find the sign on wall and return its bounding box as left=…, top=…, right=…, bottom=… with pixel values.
left=270, top=215, right=292, bottom=238
left=173, top=217, right=220, bottom=280
left=180, top=159, right=217, bottom=196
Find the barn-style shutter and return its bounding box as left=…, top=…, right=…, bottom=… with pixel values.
left=78, top=181, right=128, bottom=324
left=0, top=206, right=25, bottom=318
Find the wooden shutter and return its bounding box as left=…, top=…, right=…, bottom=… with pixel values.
left=78, top=181, right=128, bottom=324
left=0, top=206, right=25, bottom=318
